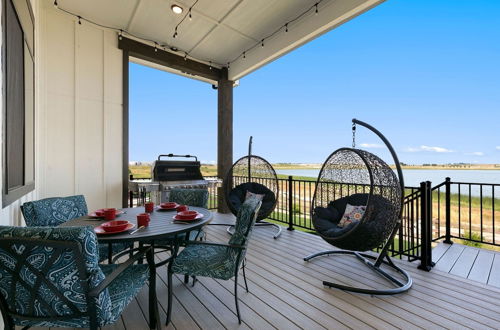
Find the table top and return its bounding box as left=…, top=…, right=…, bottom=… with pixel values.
left=62, top=206, right=212, bottom=243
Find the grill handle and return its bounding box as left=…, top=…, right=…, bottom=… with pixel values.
left=157, top=154, right=198, bottom=161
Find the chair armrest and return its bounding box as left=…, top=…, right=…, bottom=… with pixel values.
left=185, top=241, right=245, bottom=250
left=89, top=246, right=152, bottom=297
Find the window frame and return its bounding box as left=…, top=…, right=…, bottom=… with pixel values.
left=2, top=0, right=35, bottom=207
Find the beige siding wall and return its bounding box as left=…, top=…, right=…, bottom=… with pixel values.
left=38, top=2, right=123, bottom=211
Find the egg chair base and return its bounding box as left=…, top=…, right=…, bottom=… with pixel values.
left=226, top=221, right=282, bottom=239
left=304, top=250, right=412, bottom=295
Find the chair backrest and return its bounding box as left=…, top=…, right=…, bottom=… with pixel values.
left=169, top=188, right=209, bottom=208
left=21, top=195, right=88, bottom=227
left=229, top=197, right=262, bottom=247
left=0, top=226, right=112, bottom=327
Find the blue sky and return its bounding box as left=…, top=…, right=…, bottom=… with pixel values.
left=130, top=0, right=500, bottom=165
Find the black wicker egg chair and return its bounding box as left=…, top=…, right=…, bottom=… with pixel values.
left=223, top=137, right=281, bottom=239
left=304, top=119, right=412, bottom=295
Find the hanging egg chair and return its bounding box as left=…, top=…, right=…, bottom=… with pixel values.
left=304, top=119, right=412, bottom=295
left=223, top=137, right=281, bottom=239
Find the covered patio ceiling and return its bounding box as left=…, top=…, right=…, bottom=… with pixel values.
left=57, top=0, right=385, bottom=82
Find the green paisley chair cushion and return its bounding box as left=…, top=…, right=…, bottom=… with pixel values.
left=171, top=197, right=261, bottom=280
left=0, top=226, right=149, bottom=328
left=169, top=188, right=209, bottom=208
left=100, top=263, right=149, bottom=323
left=21, top=195, right=88, bottom=227
left=0, top=226, right=112, bottom=327
left=21, top=196, right=132, bottom=263
left=229, top=196, right=261, bottom=246
left=171, top=244, right=240, bottom=280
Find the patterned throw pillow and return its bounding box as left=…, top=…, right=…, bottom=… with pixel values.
left=245, top=191, right=265, bottom=201
left=338, top=204, right=366, bottom=228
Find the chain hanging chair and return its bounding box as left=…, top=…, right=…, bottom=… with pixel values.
left=304, top=119, right=412, bottom=295
left=223, top=137, right=281, bottom=239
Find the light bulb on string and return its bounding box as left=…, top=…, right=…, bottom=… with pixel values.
left=315, top=3, right=319, bottom=15
left=285, top=23, right=288, bottom=33
left=53, top=0, right=58, bottom=8
left=209, top=61, right=212, bottom=70
left=261, top=39, right=264, bottom=48
left=154, top=42, right=158, bottom=52
left=184, top=53, right=188, bottom=61
left=118, top=29, right=123, bottom=40
left=243, top=52, right=246, bottom=59
left=189, top=9, right=192, bottom=20
left=78, top=16, right=82, bottom=25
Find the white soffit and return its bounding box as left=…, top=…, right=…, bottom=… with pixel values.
left=55, top=0, right=385, bottom=81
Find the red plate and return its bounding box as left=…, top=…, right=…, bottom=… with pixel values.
left=89, top=209, right=125, bottom=218
left=94, top=222, right=135, bottom=235
left=157, top=203, right=179, bottom=211
left=172, top=213, right=204, bottom=222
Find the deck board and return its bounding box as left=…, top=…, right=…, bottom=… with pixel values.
left=18, top=214, right=500, bottom=330
left=467, top=250, right=494, bottom=284
left=432, top=242, right=500, bottom=288
left=488, top=253, right=500, bottom=288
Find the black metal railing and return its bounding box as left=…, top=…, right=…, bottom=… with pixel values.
left=430, top=177, right=499, bottom=247
left=130, top=175, right=500, bottom=270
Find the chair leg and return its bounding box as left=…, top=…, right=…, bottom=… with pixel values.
left=234, top=272, right=241, bottom=324
left=166, top=267, right=173, bottom=326
left=192, top=276, right=197, bottom=287
left=184, top=274, right=189, bottom=284
left=242, top=259, right=249, bottom=293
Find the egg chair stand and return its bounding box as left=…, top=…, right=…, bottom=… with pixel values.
left=222, top=137, right=281, bottom=239
left=304, top=119, right=412, bottom=295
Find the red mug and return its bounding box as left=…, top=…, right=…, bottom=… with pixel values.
left=176, top=205, right=188, bottom=212
left=104, top=208, right=116, bottom=220
left=137, top=213, right=150, bottom=227
left=145, top=202, right=155, bottom=213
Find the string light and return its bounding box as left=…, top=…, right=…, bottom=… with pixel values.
left=172, top=0, right=199, bottom=40
left=228, top=0, right=325, bottom=64
left=52, top=0, right=325, bottom=73
left=243, top=51, right=246, bottom=59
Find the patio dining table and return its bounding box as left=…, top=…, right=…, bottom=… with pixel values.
left=61, top=206, right=213, bottom=329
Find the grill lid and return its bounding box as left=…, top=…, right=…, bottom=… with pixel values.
left=152, top=154, right=204, bottom=182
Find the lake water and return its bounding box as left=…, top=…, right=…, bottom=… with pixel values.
left=275, top=169, right=500, bottom=196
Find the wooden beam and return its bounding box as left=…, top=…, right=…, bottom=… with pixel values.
left=217, top=68, right=233, bottom=213
left=118, top=37, right=221, bottom=82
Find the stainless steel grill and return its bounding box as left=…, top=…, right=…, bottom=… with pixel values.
left=129, top=154, right=210, bottom=204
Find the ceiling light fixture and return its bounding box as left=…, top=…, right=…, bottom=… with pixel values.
left=171, top=4, right=183, bottom=14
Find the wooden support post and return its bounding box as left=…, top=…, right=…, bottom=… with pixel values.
left=217, top=68, right=233, bottom=213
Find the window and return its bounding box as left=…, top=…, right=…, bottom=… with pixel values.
left=2, top=0, right=34, bottom=207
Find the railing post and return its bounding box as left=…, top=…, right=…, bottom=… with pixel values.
left=444, top=177, right=453, bottom=244
left=418, top=181, right=434, bottom=271
left=287, top=176, right=294, bottom=231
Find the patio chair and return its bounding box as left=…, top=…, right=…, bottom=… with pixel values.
left=166, top=197, right=262, bottom=325
left=222, top=136, right=281, bottom=239
left=304, top=119, right=412, bottom=295
left=21, top=195, right=132, bottom=263
left=0, top=226, right=156, bottom=330
left=169, top=188, right=209, bottom=241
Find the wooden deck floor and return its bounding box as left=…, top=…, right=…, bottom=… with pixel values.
left=432, top=242, right=500, bottom=288
left=40, top=213, right=500, bottom=330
